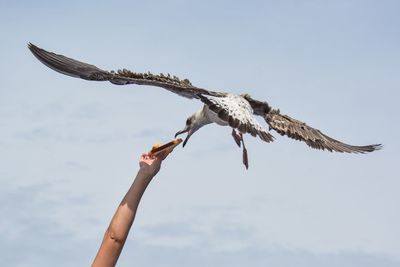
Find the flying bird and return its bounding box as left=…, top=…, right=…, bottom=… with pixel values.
left=28, top=43, right=381, bottom=169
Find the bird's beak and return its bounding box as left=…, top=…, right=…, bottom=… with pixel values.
left=175, top=126, right=191, bottom=147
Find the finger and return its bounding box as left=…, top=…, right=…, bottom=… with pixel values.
left=140, top=153, right=152, bottom=162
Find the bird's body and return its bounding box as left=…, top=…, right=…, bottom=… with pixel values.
left=204, top=94, right=261, bottom=127
left=28, top=43, right=381, bottom=169
left=200, top=94, right=270, bottom=134
left=204, top=106, right=227, bottom=126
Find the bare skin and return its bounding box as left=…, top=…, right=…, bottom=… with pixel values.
left=92, top=151, right=169, bottom=267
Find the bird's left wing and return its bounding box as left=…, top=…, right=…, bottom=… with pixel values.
left=243, top=94, right=382, bottom=153
left=28, top=43, right=223, bottom=99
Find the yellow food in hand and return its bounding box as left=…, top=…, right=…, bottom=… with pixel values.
left=152, top=143, right=161, bottom=149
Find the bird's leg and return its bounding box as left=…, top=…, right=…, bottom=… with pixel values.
left=231, top=129, right=241, bottom=147
left=240, top=133, right=249, bottom=169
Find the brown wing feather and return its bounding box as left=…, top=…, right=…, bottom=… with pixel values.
left=28, top=43, right=224, bottom=99
left=266, top=110, right=381, bottom=153
left=243, top=94, right=381, bottom=153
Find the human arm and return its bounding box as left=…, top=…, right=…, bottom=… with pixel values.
left=92, top=152, right=168, bottom=267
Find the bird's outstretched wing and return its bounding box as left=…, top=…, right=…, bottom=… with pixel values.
left=28, top=43, right=224, bottom=99
left=243, top=95, right=382, bottom=153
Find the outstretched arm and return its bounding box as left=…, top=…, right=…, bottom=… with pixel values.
left=92, top=152, right=168, bottom=267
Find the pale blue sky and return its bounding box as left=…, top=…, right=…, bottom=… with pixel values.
left=1, top=1, right=399, bottom=266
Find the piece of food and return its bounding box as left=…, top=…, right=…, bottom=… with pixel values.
left=149, top=138, right=182, bottom=156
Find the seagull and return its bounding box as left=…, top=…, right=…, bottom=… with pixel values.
left=28, top=43, right=381, bottom=169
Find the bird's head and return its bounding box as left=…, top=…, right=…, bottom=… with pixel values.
left=175, top=109, right=208, bottom=147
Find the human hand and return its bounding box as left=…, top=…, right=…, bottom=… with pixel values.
left=138, top=151, right=169, bottom=178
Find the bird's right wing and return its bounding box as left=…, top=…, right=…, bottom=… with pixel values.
left=28, top=43, right=224, bottom=99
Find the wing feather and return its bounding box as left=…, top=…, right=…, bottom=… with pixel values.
left=28, top=43, right=224, bottom=99
left=243, top=94, right=381, bottom=153
left=266, top=110, right=382, bottom=153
